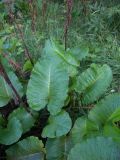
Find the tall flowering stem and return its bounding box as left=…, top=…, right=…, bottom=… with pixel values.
left=29, top=0, right=37, bottom=32
left=42, top=0, right=47, bottom=28
left=42, top=0, right=47, bottom=19
left=64, top=0, right=73, bottom=50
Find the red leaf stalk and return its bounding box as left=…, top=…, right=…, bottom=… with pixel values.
left=64, top=0, right=73, bottom=50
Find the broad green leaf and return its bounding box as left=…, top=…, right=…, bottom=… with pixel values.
left=103, top=124, right=120, bottom=141
left=46, top=136, right=72, bottom=160
left=8, top=71, right=24, bottom=97
left=42, top=110, right=72, bottom=138
left=71, top=117, right=87, bottom=144
left=23, top=60, right=33, bottom=72
left=27, top=58, right=69, bottom=115
left=70, top=46, right=89, bottom=61
left=88, top=94, right=120, bottom=126
left=0, top=39, right=3, bottom=52
left=68, top=137, right=120, bottom=160
left=108, top=107, right=120, bottom=122
left=42, top=39, right=79, bottom=76
left=75, top=64, right=112, bottom=104
left=8, top=153, right=43, bottom=160
left=0, top=75, right=11, bottom=107
left=6, top=136, right=45, bottom=160
left=43, top=39, right=79, bottom=67
left=70, top=117, right=99, bottom=144
left=0, top=117, right=22, bottom=145
left=0, top=71, right=23, bottom=107
left=62, top=53, right=79, bottom=76
left=8, top=107, right=38, bottom=133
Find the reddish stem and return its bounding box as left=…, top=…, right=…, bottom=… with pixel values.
left=29, top=0, right=37, bottom=32
left=0, top=61, right=21, bottom=104
left=64, top=0, right=73, bottom=50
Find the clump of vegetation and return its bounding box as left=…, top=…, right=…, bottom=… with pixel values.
left=0, top=0, right=120, bottom=159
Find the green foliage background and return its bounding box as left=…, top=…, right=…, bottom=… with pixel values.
left=0, top=0, right=120, bottom=159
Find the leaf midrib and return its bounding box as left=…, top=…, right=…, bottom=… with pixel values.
left=47, top=65, right=51, bottom=101
left=55, top=49, right=78, bottom=67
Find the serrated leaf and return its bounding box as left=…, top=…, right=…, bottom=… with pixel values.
left=27, top=58, right=69, bottom=115
left=75, top=64, right=112, bottom=104
left=0, top=117, right=22, bottom=145
left=46, top=136, right=72, bottom=160
left=8, top=107, right=38, bottom=133
left=68, top=137, right=120, bottom=160
left=6, top=136, right=45, bottom=160
left=42, top=110, right=72, bottom=138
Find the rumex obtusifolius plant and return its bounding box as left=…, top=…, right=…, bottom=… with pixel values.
left=0, top=39, right=120, bottom=160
